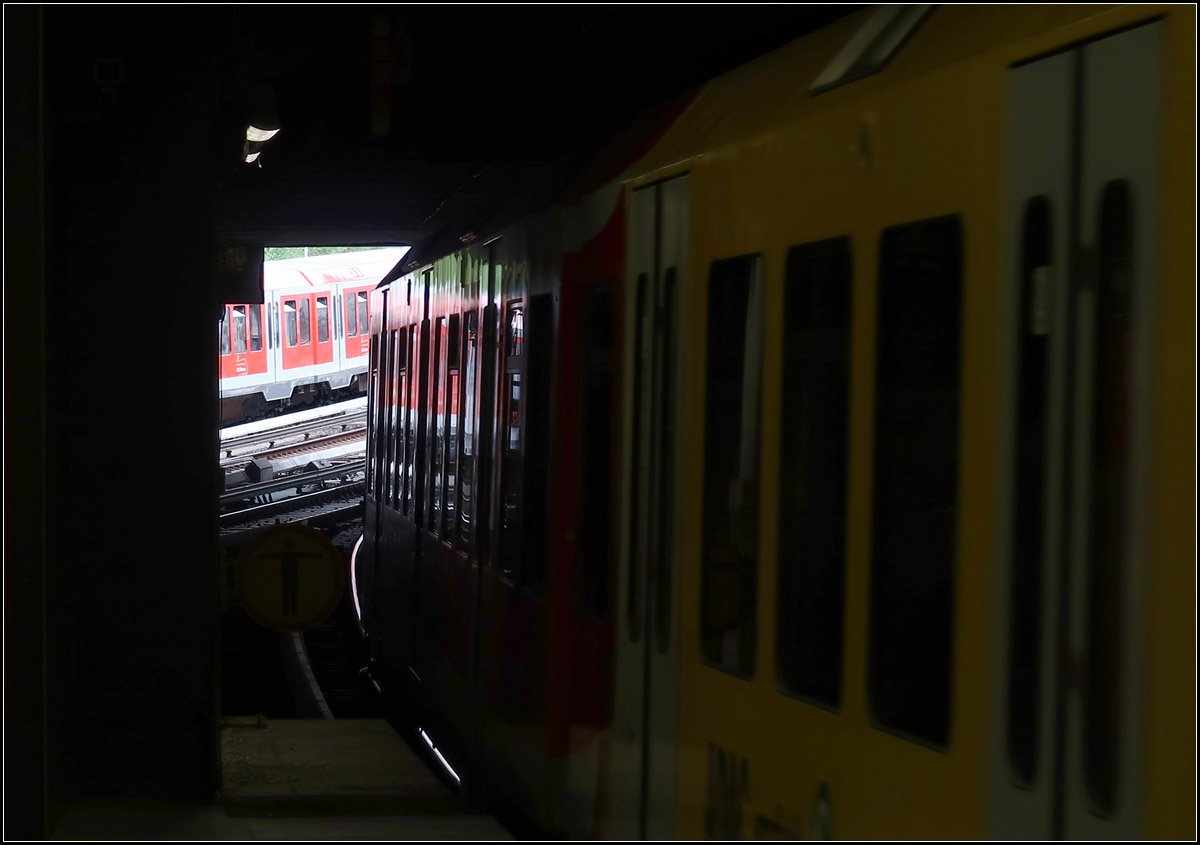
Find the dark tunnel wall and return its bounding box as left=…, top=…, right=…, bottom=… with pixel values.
left=8, top=8, right=225, bottom=834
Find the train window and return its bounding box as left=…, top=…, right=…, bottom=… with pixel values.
left=317, top=297, right=329, bottom=343
left=383, top=329, right=398, bottom=508
left=1009, top=197, right=1051, bottom=784
left=375, top=323, right=393, bottom=503
left=457, top=310, right=478, bottom=551
left=522, top=293, right=552, bottom=591
left=499, top=299, right=526, bottom=582
left=403, top=325, right=420, bottom=515
left=700, top=254, right=763, bottom=680
left=628, top=274, right=648, bottom=642
left=444, top=314, right=460, bottom=539
left=499, top=371, right=523, bottom=580
left=506, top=375, right=522, bottom=452
left=1084, top=180, right=1132, bottom=815
left=507, top=302, right=524, bottom=357
left=367, top=333, right=380, bottom=495
left=284, top=300, right=298, bottom=347
left=219, top=307, right=231, bottom=356
left=346, top=292, right=358, bottom=337
left=581, top=286, right=615, bottom=618
left=869, top=214, right=962, bottom=748
left=357, top=293, right=369, bottom=339
left=776, top=237, right=851, bottom=709
left=475, top=300, right=500, bottom=566
left=392, top=327, right=408, bottom=509
left=299, top=298, right=311, bottom=345
left=431, top=317, right=447, bottom=534
left=655, top=270, right=678, bottom=654
left=233, top=306, right=247, bottom=354
left=249, top=305, right=262, bottom=352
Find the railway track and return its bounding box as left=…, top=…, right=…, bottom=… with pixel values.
left=220, top=400, right=368, bottom=541
left=221, top=398, right=367, bottom=463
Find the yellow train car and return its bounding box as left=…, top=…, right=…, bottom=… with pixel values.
left=360, top=5, right=1194, bottom=839
left=605, top=4, right=1194, bottom=840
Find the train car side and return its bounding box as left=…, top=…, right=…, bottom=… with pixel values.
left=357, top=5, right=1195, bottom=839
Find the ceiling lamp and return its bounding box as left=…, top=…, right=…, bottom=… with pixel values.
left=241, top=84, right=280, bottom=166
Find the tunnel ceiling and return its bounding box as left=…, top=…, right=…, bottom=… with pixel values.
left=45, top=6, right=864, bottom=253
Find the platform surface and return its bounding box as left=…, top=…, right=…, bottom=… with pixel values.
left=50, top=718, right=513, bottom=841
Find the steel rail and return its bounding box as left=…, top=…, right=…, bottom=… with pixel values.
left=221, top=410, right=368, bottom=454
left=220, top=459, right=366, bottom=506
left=220, top=480, right=365, bottom=526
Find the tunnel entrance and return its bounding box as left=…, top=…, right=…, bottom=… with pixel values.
left=216, top=245, right=408, bottom=725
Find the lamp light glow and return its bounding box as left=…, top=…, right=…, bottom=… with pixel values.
left=246, top=125, right=280, bottom=143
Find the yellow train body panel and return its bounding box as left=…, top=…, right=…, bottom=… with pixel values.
left=620, top=4, right=1195, bottom=839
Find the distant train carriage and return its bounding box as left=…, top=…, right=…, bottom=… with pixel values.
left=355, top=5, right=1194, bottom=840
left=218, top=247, right=408, bottom=423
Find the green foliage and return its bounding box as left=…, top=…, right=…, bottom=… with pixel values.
left=264, top=246, right=383, bottom=261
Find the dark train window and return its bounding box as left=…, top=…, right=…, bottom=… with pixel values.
left=299, top=299, right=311, bottom=345
left=392, top=327, right=409, bottom=509
left=346, top=292, right=358, bottom=337
left=367, top=333, right=380, bottom=495
left=373, top=325, right=391, bottom=502
left=581, top=286, right=615, bottom=617
left=390, top=329, right=405, bottom=510
left=431, top=317, right=447, bottom=533
left=776, top=237, right=851, bottom=708
left=1085, top=180, right=1132, bottom=816
left=498, top=299, right=527, bottom=583
left=1009, top=197, right=1052, bottom=784
left=249, top=305, right=262, bottom=352
left=700, top=254, right=763, bottom=679
left=403, top=325, right=420, bottom=515
left=284, top=300, right=298, bottom=347
left=628, top=273, right=648, bottom=642
left=444, top=314, right=460, bottom=539
left=317, top=297, right=329, bottom=343
left=219, top=307, right=231, bottom=356
left=869, top=214, right=963, bottom=748
left=521, top=293, right=552, bottom=591
left=476, top=300, right=500, bottom=565
left=233, top=306, right=247, bottom=354
left=655, top=269, right=678, bottom=654
left=458, top=310, right=478, bottom=550
left=357, top=293, right=369, bottom=336
left=499, top=370, right=523, bottom=580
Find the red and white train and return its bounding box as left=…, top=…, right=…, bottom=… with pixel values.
left=218, top=247, right=409, bottom=423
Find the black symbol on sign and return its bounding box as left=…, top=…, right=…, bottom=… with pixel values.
left=259, top=540, right=321, bottom=616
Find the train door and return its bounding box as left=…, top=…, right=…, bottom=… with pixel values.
left=386, top=282, right=425, bottom=682
left=611, top=174, right=688, bottom=839
left=313, top=292, right=334, bottom=366
left=361, top=288, right=389, bottom=641
left=344, top=286, right=373, bottom=362
left=218, top=303, right=268, bottom=380
left=280, top=292, right=316, bottom=371
left=993, top=20, right=1162, bottom=840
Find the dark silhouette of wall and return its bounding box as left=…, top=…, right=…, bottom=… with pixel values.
left=7, top=7, right=223, bottom=836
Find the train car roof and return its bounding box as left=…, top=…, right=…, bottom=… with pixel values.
left=263, top=246, right=411, bottom=291
left=629, top=4, right=1157, bottom=180
left=392, top=4, right=1182, bottom=277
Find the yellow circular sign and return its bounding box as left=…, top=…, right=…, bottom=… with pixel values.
left=236, top=523, right=345, bottom=632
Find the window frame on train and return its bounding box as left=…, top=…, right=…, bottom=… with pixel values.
left=867, top=213, right=964, bottom=750
left=775, top=236, right=853, bottom=711
left=699, top=253, right=765, bottom=681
